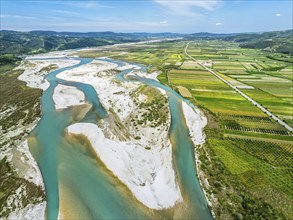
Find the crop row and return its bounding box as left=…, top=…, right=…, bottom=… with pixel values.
left=224, top=125, right=292, bottom=136
left=251, top=161, right=293, bottom=196
left=218, top=113, right=272, bottom=122
left=227, top=137, right=293, bottom=168
left=225, top=139, right=293, bottom=195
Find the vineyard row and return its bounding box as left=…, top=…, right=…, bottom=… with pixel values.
left=225, top=125, right=292, bottom=136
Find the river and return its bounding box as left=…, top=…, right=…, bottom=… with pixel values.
left=28, top=57, right=212, bottom=219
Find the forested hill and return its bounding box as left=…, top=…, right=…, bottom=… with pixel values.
left=0, top=30, right=182, bottom=55
left=185, top=30, right=293, bottom=55
left=224, top=30, right=293, bottom=55
left=1, top=29, right=292, bottom=56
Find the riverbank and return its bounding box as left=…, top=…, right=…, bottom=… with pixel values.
left=8, top=202, right=46, bottom=220
left=18, top=58, right=80, bottom=91
left=0, top=57, right=82, bottom=218
left=182, top=102, right=216, bottom=217
left=0, top=63, right=48, bottom=218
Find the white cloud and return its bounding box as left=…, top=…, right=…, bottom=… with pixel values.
left=275, top=13, right=281, bottom=17
left=159, top=21, right=168, bottom=24
left=22, top=1, right=113, bottom=9
left=52, top=10, right=79, bottom=15
left=64, top=20, right=164, bottom=28
left=83, top=1, right=101, bottom=9
left=67, top=1, right=113, bottom=9
left=0, top=14, right=36, bottom=19
left=216, top=22, right=222, bottom=26
left=2, top=18, right=169, bottom=32
left=153, top=0, right=221, bottom=17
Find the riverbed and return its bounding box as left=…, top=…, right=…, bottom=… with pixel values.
left=24, top=55, right=212, bottom=219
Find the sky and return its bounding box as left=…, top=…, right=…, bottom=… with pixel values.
left=0, top=0, right=292, bottom=33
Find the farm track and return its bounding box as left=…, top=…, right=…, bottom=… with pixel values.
left=184, top=42, right=293, bottom=132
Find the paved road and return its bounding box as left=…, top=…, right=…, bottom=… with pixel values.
left=184, top=42, right=293, bottom=132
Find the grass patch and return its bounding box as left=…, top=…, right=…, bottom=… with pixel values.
left=0, top=66, right=42, bottom=132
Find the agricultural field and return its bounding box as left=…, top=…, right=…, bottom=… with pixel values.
left=178, top=42, right=292, bottom=218
left=76, top=41, right=188, bottom=70
left=179, top=61, right=203, bottom=70
left=76, top=40, right=293, bottom=219
left=279, top=66, right=293, bottom=80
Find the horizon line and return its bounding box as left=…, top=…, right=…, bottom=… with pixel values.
left=1, top=28, right=292, bottom=35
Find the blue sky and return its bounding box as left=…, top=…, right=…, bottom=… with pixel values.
left=1, top=0, right=292, bottom=33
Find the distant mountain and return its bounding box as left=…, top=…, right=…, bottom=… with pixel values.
left=223, top=29, right=292, bottom=42
left=0, top=29, right=292, bottom=56
left=184, top=30, right=293, bottom=55
left=0, top=30, right=112, bottom=54
left=184, top=32, right=238, bottom=39
left=29, top=31, right=183, bottom=39
left=221, top=30, right=293, bottom=55
left=0, top=30, right=182, bottom=55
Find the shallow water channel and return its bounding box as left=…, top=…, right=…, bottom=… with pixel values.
left=28, top=57, right=212, bottom=219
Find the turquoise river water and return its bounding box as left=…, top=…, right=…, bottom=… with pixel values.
left=28, top=57, right=212, bottom=219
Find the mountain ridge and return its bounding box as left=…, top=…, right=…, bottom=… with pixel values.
left=1, top=29, right=292, bottom=55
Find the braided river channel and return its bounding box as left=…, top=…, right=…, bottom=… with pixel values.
left=28, top=57, right=212, bottom=219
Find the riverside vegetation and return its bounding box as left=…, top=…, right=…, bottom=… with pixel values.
left=0, top=55, right=45, bottom=217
